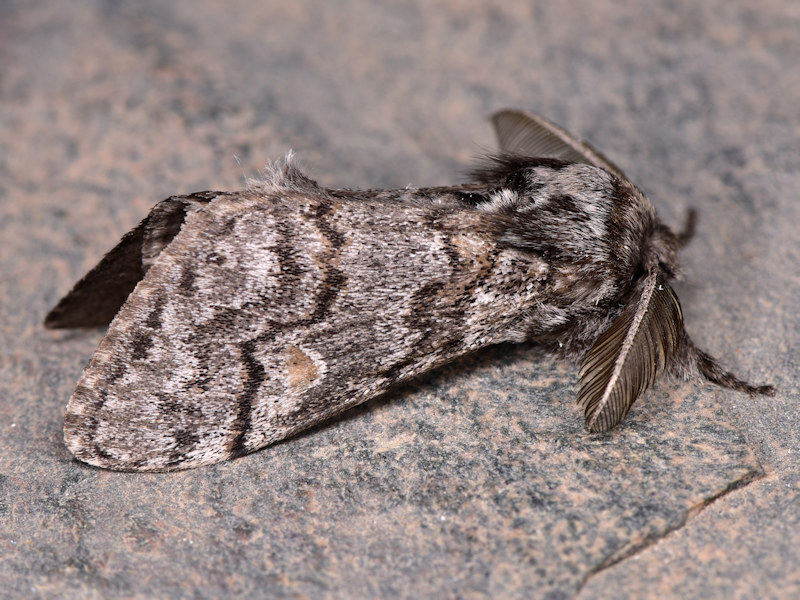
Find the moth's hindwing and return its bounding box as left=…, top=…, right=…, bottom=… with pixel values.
left=45, top=193, right=216, bottom=328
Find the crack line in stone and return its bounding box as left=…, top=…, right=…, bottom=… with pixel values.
left=573, top=465, right=765, bottom=598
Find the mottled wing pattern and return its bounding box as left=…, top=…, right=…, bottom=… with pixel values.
left=63, top=191, right=548, bottom=470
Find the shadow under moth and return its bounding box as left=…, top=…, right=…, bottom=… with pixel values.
left=45, top=109, right=774, bottom=471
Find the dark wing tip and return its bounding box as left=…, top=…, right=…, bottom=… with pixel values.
left=43, top=307, right=72, bottom=329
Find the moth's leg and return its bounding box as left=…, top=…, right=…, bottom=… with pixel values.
left=679, top=335, right=775, bottom=396
left=677, top=208, right=699, bottom=248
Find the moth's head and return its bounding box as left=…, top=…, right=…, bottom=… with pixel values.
left=610, top=178, right=685, bottom=281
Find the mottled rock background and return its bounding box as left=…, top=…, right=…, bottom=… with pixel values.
left=1, top=1, right=798, bottom=598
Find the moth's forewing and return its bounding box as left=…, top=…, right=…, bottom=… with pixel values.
left=63, top=191, right=546, bottom=470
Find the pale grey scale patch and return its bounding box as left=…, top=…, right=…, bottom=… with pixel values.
left=225, top=212, right=326, bottom=322
left=477, top=166, right=616, bottom=266
left=542, top=166, right=615, bottom=256
left=480, top=188, right=520, bottom=212
left=171, top=198, right=334, bottom=333
left=96, top=278, right=242, bottom=426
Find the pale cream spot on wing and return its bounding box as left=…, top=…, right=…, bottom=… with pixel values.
left=284, top=345, right=324, bottom=393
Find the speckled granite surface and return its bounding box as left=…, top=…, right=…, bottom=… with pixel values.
left=1, top=2, right=798, bottom=598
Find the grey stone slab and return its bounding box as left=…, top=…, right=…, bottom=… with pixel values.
left=1, top=1, right=797, bottom=598
left=0, top=339, right=766, bottom=599
left=577, top=476, right=800, bottom=600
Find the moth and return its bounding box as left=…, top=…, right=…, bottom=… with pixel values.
left=46, top=109, right=774, bottom=471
